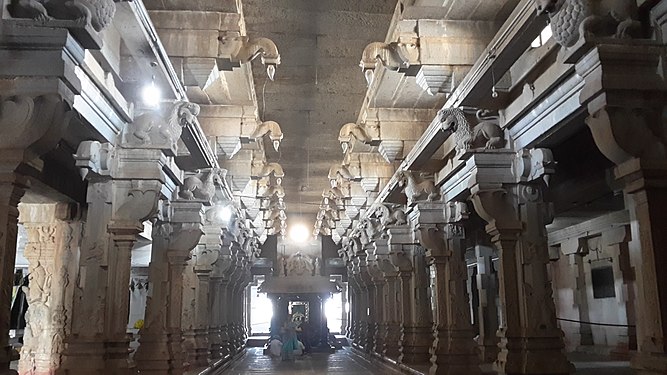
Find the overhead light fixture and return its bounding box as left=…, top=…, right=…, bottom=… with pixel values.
left=289, top=223, right=310, bottom=243
left=217, top=205, right=233, bottom=223
left=142, top=75, right=161, bottom=107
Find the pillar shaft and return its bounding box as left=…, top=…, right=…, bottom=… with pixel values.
left=472, top=186, right=572, bottom=375
left=135, top=201, right=204, bottom=374
left=17, top=203, right=83, bottom=375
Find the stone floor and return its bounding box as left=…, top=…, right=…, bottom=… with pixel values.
left=221, top=347, right=636, bottom=375
left=222, top=347, right=401, bottom=374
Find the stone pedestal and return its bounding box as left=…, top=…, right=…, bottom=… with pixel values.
left=135, top=201, right=205, bottom=374
left=17, top=203, right=83, bottom=375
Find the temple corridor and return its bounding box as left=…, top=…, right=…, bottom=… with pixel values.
left=3, top=0, right=667, bottom=374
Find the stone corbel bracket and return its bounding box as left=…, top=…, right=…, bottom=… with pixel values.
left=338, top=123, right=380, bottom=153
left=512, top=148, right=556, bottom=186
left=217, top=34, right=281, bottom=80
left=360, top=39, right=420, bottom=85
left=328, top=164, right=360, bottom=186
left=73, top=140, right=113, bottom=180
left=251, top=161, right=285, bottom=184
left=247, top=120, right=284, bottom=152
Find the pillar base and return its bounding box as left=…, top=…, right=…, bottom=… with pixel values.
left=399, top=324, right=432, bottom=365
left=135, top=330, right=185, bottom=374
left=429, top=327, right=480, bottom=375
left=61, top=338, right=131, bottom=375
left=374, top=323, right=388, bottom=355
left=384, top=322, right=402, bottom=359
left=631, top=351, right=667, bottom=375
left=494, top=335, right=574, bottom=375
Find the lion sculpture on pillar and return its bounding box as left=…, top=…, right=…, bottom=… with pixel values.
left=534, top=0, right=639, bottom=48
left=439, top=107, right=505, bottom=155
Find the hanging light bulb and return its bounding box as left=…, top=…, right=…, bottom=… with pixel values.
left=142, top=76, right=161, bottom=108
left=273, top=139, right=280, bottom=151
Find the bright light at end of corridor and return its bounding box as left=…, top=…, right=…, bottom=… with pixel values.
left=289, top=223, right=310, bottom=243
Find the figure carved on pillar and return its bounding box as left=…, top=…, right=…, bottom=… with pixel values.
left=7, top=0, right=116, bottom=31
left=439, top=108, right=505, bottom=154
left=179, top=168, right=226, bottom=201
left=534, top=0, right=639, bottom=48
left=396, top=171, right=439, bottom=205
left=377, top=204, right=407, bottom=227
left=121, top=100, right=200, bottom=154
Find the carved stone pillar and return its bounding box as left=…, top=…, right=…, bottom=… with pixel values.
left=182, top=256, right=198, bottom=366
left=358, top=254, right=375, bottom=352
left=209, top=234, right=234, bottom=360
left=475, top=245, right=499, bottom=363
left=188, top=246, right=220, bottom=366
left=17, top=203, right=83, bottom=375
left=367, top=241, right=386, bottom=356
left=471, top=184, right=572, bottom=375
left=577, top=42, right=667, bottom=374
left=388, top=226, right=432, bottom=365
left=381, top=270, right=401, bottom=358
left=346, top=265, right=359, bottom=340
left=0, top=94, right=71, bottom=374
left=135, top=200, right=205, bottom=374
left=63, top=150, right=165, bottom=373
left=410, top=202, right=479, bottom=375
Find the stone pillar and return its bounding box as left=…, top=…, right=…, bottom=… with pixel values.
left=576, top=42, right=667, bottom=373
left=346, top=266, right=359, bottom=340
left=388, top=226, right=432, bottom=365
left=62, top=149, right=165, bottom=373
left=369, top=257, right=386, bottom=356
left=410, top=202, right=480, bottom=375
left=374, top=235, right=398, bottom=358
left=209, top=236, right=234, bottom=360
left=181, top=257, right=198, bottom=366
left=475, top=245, right=499, bottom=363
left=471, top=183, right=573, bottom=375
left=188, top=246, right=220, bottom=366
left=0, top=94, right=70, bottom=374
left=17, top=203, right=83, bottom=375
left=135, top=200, right=205, bottom=374
left=358, top=254, right=376, bottom=352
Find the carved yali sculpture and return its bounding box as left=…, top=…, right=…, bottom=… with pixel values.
left=376, top=204, right=407, bottom=227
left=396, top=170, right=439, bottom=204
left=123, top=100, right=200, bottom=154
left=179, top=168, right=226, bottom=201
left=439, top=108, right=505, bottom=154
left=7, top=0, right=116, bottom=31
left=534, top=0, right=639, bottom=48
